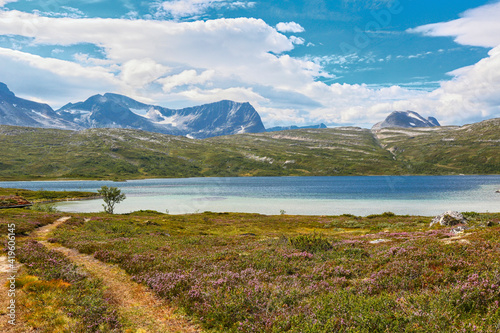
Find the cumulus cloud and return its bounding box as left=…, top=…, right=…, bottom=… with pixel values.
left=289, top=36, right=305, bottom=45
left=0, top=12, right=311, bottom=88
left=120, top=58, right=171, bottom=88
left=400, top=1, right=500, bottom=124
left=409, top=1, right=500, bottom=48
left=0, top=11, right=323, bottom=111
left=0, top=12, right=294, bottom=66
left=412, top=45, right=500, bottom=123
left=158, top=69, right=215, bottom=92
left=276, top=22, right=305, bottom=33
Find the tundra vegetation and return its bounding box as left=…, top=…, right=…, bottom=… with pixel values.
left=0, top=187, right=98, bottom=202
left=1, top=208, right=499, bottom=332
left=0, top=118, right=499, bottom=180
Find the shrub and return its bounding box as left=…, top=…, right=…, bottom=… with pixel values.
left=29, top=203, right=59, bottom=213
left=367, top=211, right=395, bottom=219
left=289, top=234, right=332, bottom=253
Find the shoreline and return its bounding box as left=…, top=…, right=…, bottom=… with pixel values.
left=1, top=173, right=500, bottom=182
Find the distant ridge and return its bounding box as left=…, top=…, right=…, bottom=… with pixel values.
left=372, top=111, right=440, bottom=130
left=266, top=123, right=327, bottom=132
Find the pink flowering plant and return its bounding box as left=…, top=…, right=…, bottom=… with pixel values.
left=48, top=211, right=500, bottom=332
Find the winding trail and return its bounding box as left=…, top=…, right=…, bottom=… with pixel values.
left=7, top=216, right=201, bottom=333
left=0, top=257, right=29, bottom=333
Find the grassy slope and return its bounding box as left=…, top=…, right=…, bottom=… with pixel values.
left=0, top=187, right=98, bottom=202
left=2, top=209, right=500, bottom=332
left=0, top=118, right=499, bottom=180
left=47, top=210, right=500, bottom=332
left=373, top=118, right=500, bottom=174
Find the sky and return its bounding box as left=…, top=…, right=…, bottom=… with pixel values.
left=0, top=0, right=499, bottom=128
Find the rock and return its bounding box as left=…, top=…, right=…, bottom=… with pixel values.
left=496, top=190, right=500, bottom=193
left=369, top=239, right=390, bottom=244
left=430, top=211, right=467, bottom=227
left=451, top=226, right=470, bottom=234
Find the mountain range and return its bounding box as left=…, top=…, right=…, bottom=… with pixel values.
left=0, top=83, right=265, bottom=139
left=0, top=82, right=447, bottom=138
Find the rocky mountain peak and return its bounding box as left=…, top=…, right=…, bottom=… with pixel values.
left=0, top=82, right=16, bottom=99
left=372, top=111, right=441, bottom=130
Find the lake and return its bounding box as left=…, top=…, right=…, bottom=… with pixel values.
left=1, top=176, right=499, bottom=216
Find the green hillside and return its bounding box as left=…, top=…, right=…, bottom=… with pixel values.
left=0, top=119, right=498, bottom=180
left=373, top=118, right=500, bottom=174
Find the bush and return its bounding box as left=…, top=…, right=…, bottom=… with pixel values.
left=367, top=212, right=395, bottom=219
left=29, top=203, right=59, bottom=213
left=289, top=234, right=332, bottom=253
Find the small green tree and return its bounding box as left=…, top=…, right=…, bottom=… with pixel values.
left=98, top=186, right=126, bottom=214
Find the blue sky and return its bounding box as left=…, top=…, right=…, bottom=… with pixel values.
left=0, top=0, right=499, bottom=128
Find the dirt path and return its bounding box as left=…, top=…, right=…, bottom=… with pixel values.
left=0, top=257, right=31, bottom=332
left=0, top=227, right=33, bottom=333
left=30, top=216, right=202, bottom=333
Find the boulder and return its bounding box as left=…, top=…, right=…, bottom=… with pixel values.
left=430, top=211, right=467, bottom=227
left=451, top=226, right=470, bottom=234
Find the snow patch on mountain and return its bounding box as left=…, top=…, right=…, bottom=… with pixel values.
left=372, top=111, right=441, bottom=130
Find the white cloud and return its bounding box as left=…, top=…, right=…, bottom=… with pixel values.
left=258, top=107, right=307, bottom=127
left=0, top=47, right=121, bottom=107
left=177, top=87, right=268, bottom=105
left=409, top=1, right=500, bottom=48
left=51, top=48, right=64, bottom=55
left=0, top=47, right=115, bottom=81
left=289, top=36, right=305, bottom=45
left=155, top=0, right=255, bottom=19
left=0, top=4, right=499, bottom=127
left=33, top=6, right=86, bottom=18
left=276, top=22, right=305, bottom=33
left=0, top=0, right=16, bottom=8
left=0, top=11, right=318, bottom=109
left=158, top=69, right=215, bottom=92
left=120, top=58, right=171, bottom=88
left=422, top=45, right=500, bottom=121
left=329, top=44, right=500, bottom=126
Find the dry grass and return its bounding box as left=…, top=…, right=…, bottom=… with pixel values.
left=38, top=217, right=201, bottom=333
left=0, top=258, right=31, bottom=332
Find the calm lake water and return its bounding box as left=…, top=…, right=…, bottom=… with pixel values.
left=1, top=176, right=499, bottom=216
